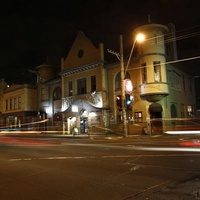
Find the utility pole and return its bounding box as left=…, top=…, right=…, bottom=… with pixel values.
left=120, top=35, right=128, bottom=137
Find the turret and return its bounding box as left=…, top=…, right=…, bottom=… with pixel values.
left=135, top=23, right=169, bottom=102
left=36, top=63, right=57, bottom=83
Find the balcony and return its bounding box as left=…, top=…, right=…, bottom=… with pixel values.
left=140, top=82, right=169, bottom=102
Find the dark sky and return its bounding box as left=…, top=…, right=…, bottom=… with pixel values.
left=0, top=0, right=200, bottom=84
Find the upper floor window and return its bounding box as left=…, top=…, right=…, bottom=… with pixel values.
left=91, top=76, right=96, bottom=93
left=182, top=75, right=186, bottom=91
left=189, top=78, right=192, bottom=92
left=18, top=97, right=21, bottom=109
left=153, top=61, right=161, bottom=82
left=6, top=100, right=8, bottom=111
left=10, top=99, right=12, bottom=110
left=53, top=86, right=61, bottom=100
left=41, top=88, right=45, bottom=101
left=141, top=63, right=147, bottom=83
left=68, top=81, right=73, bottom=96
left=77, top=78, right=86, bottom=94
left=14, top=98, right=17, bottom=109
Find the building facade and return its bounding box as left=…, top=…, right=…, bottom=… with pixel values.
left=36, top=63, right=62, bottom=131
left=59, top=23, right=196, bottom=135
left=0, top=22, right=196, bottom=134
left=60, top=31, right=109, bottom=135
left=1, top=83, right=37, bottom=129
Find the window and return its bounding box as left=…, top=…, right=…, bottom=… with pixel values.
left=182, top=75, right=185, bottom=91
left=187, top=105, right=194, bottom=117
left=91, top=76, right=96, bottom=92
left=171, top=104, right=177, bottom=118
left=6, top=100, right=8, bottom=111
left=68, top=81, right=73, bottom=96
left=9, top=99, right=12, bottom=110
left=141, top=63, right=147, bottom=83
left=189, top=78, right=192, bottom=92
left=18, top=97, right=21, bottom=109
left=154, top=61, right=161, bottom=82
left=14, top=98, right=17, bottom=109
left=77, top=78, right=86, bottom=94
left=134, top=112, right=142, bottom=123
left=115, top=72, right=121, bottom=91
left=53, top=86, right=61, bottom=100
left=41, top=88, right=45, bottom=101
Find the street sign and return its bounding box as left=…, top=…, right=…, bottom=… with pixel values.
left=124, top=79, right=133, bottom=94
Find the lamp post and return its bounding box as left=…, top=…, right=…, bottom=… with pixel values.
left=120, top=35, right=128, bottom=137
left=108, top=33, right=145, bottom=137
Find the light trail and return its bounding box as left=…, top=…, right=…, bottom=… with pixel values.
left=8, top=153, right=200, bottom=162
left=165, top=130, right=200, bottom=134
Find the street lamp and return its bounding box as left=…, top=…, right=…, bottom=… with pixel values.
left=120, top=33, right=145, bottom=137
left=108, top=33, right=145, bottom=137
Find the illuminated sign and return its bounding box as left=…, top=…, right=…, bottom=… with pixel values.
left=124, top=79, right=133, bottom=94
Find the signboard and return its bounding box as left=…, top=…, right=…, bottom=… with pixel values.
left=124, top=79, right=133, bottom=94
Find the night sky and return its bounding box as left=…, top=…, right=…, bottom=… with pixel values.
left=0, top=0, right=200, bottom=84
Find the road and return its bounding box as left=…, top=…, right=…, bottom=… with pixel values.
left=0, top=133, right=200, bottom=200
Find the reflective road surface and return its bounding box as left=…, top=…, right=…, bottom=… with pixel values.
left=0, top=133, right=200, bottom=200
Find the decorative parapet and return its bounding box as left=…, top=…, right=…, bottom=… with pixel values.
left=62, top=91, right=103, bottom=111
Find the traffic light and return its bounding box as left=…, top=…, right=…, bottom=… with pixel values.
left=125, top=94, right=133, bottom=109
left=116, top=95, right=122, bottom=110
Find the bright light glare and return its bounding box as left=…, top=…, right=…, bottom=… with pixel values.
left=136, top=33, right=145, bottom=42
left=165, top=130, right=200, bottom=134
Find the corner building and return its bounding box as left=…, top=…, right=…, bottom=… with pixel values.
left=60, top=22, right=196, bottom=135
left=60, top=31, right=109, bottom=135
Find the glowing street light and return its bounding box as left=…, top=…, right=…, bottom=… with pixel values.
left=108, top=33, right=145, bottom=137
left=136, top=33, right=145, bottom=42
left=121, top=33, right=145, bottom=137
left=125, top=33, right=145, bottom=76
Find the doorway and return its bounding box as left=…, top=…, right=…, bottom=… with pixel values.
left=80, top=117, right=88, bottom=133
left=149, top=103, right=163, bottom=134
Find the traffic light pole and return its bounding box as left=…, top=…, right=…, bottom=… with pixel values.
left=120, top=35, right=128, bottom=137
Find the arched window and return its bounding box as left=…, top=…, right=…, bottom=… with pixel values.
left=53, top=86, right=61, bottom=100
left=171, top=104, right=177, bottom=118
left=115, top=72, right=130, bottom=91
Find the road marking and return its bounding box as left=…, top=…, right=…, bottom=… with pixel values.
left=8, top=153, right=200, bottom=162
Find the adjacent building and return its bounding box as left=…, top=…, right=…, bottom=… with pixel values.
left=1, top=83, right=37, bottom=129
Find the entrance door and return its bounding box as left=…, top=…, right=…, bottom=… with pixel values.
left=80, top=117, right=88, bottom=133
left=149, top=103, right=163, bottom=134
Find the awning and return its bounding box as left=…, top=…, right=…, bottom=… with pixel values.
left=149, top=103, right=163, bottom=113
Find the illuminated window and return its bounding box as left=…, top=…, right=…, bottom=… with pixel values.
left=91, top=76, right=96, bottom=93
left=68, top=81, right=73, bottom=96
left=18, top=97, right=21, bottom=109
left=154, top=61, right=161, bottom=82
left=141, top=63, right=147, bottom=83
left=134, top=112, right=142, bottom=123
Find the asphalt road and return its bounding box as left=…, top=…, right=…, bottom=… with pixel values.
left=0, top=134, right=200, bottom=200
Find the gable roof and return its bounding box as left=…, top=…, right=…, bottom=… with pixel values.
left=61, top=31, right=103, bottom=71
